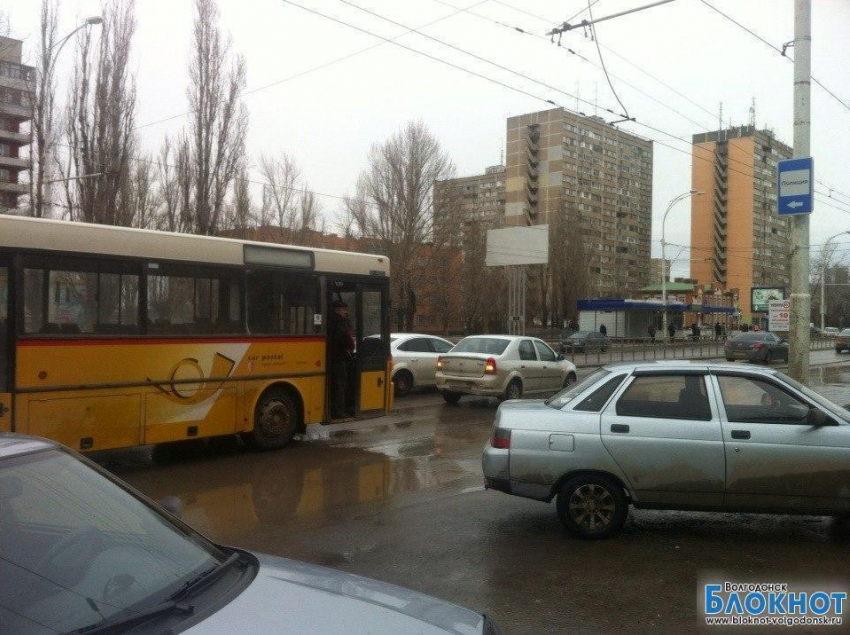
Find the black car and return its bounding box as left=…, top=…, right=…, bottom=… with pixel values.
left=724, top=331, right=789, bottom=363
left=562, top=330, right=609, bottom=353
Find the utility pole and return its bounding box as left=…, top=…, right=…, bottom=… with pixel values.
left=788, top=0, right=811, bottom=382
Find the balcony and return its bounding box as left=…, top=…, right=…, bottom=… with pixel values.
left=0, top=180, right=27, bottom=195
left=0, top=127, right=28, bottom=145
left=0, top=100, right=30, bottom=121
left=0, top=155, right=30, bottom=170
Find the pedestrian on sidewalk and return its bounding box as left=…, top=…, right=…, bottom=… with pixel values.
left=691, top=322, right=700, bottom=342
left=667, top=321, right=676, bottom=340
left=599, top=323, right=607, bottom=336
left=648, top=324, right=656, bottom=343
left=714, top=322, right=722, bottom=341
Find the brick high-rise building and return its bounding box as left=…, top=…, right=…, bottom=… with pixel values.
left=505, top=107, right=653, bottom=296
left=0, top=36, right=34, bottom=213
left=690, top=125, right=792, bottom=322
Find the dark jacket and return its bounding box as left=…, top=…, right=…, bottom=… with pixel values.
left=329, top=313, right=354, bottom=361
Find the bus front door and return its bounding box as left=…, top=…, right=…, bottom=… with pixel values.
left=0, top=261, right=11, bottom=431
left=356, top=284, right=388, bottom=415
left=327, top=281, right=389, bottom=419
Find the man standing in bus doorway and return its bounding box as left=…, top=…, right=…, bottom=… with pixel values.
left=329, top=299, right=355, bottom=419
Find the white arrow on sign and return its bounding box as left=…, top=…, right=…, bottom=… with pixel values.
left=788, top=201, right=803, bottom=209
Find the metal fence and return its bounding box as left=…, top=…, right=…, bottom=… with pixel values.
left=556, top=336, right=835, bottom=368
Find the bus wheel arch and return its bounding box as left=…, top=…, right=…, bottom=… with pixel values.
left=246, top=383, right=304, bottom=450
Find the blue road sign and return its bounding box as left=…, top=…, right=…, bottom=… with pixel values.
left=777, top=156, right=813, bottom=215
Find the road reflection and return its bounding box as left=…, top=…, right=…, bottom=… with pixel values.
left=99, top=416, right=490, bottom=545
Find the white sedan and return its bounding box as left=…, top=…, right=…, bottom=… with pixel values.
left=390, top=333, right=455, bottom=396
left=435, top=335, right=577, bottom=403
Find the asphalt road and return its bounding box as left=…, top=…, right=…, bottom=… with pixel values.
left=96, top=354, right=850, bottom=634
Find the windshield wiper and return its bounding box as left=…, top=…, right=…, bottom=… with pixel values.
left=74, top=600, right=194, bottom=634
left=169, top=551, right=241, bottom=602
left=73, top=552, right=240, bottom=635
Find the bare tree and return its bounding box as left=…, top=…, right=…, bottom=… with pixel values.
left=259, top=152, right=300, bottom=236
left=345, top=121, right=456, bottom=330
left=223, top=165, right=253, bottom=232
left=184, top=0, right=247, bottom=235
left=28, top=0, right=59, bottom=218
left=126, top=156, right=159, bottom=229
left=64, top=0, right=137, bottom=226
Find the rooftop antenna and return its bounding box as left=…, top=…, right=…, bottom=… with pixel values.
left=500, top=148, right=504, bottom=165
left=594, top=82, right=598, bottom=117
left=718, top=101, right=723, bottom=132
left=749, top=96, right=756, bottom=127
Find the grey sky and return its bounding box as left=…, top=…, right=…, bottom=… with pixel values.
left=6, top=0, right=850, bottom=279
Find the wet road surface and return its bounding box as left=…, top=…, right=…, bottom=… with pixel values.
left=96, top=360, right=850, bottom=634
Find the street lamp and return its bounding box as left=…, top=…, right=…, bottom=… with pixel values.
left=661, top=189, right=703, bottom=341
left=820, top=230, right=850, bottom=332
left=52, top=17, right=104, bottom=61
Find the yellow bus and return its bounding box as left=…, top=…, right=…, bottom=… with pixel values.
left=0, top=215, right=392, bottom=452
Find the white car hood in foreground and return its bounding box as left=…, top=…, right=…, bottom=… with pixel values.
left=184, top=553, right=485, bottom=635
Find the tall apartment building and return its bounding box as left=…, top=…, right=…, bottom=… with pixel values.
left=505, top=108, right=653, bottom=296
left=649, top=257, right=672, bottom=284
left=0, top=36, right=33, bottom=213
left=690, top=125, right=792, bottom=321
left=434, top=164, right=506, bottom=234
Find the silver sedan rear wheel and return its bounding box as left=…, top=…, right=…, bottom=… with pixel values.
left=557, top=475, right=628, bottom=539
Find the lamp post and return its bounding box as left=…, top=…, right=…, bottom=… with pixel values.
left=820, top=231, right=850, bottom=332
left=37, top=17, right=102, bottom=216
left=52, top=17, right=103, bottom=62
left=661, top=189, right=703, bottom=341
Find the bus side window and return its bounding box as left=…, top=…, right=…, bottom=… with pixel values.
left=246, top=272, right=318, bottom=336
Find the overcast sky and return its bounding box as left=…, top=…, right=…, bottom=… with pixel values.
left=5, top=0, right=850, bottom=278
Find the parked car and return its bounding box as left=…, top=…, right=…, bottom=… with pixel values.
left=390, top=333, right=455, bottom=396
left=557, top=329, right=577, bottom=350
left=724, top=331, right=789, bottom=363
left=0, top=434, right=500, bottom=634
left=561, top=331, right=609, bottom=353
left=836, top=328, right=850, bottom=353
left=482, top=361, right=850, bottom=539
left=823, top=326, right=840, bottom=337
left=435, top=335, right=577, bottom=404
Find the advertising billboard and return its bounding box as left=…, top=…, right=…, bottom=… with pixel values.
left=485, top=225, right=549, bottom=266
left=751, top=287, right=785, bottom=313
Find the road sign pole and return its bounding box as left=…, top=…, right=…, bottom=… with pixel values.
left=788, top=0, right=811, bottom=382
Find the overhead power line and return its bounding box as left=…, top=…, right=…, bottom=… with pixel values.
left=488, top=0, right=850, bottom=203
left=280, top=0, right=629, bottom=118
left=698, top=0, right=850, bottom=114
left=584, top=0, right=631, bottom=122
left=428, top=0, right=714, bottom=132
left=335, top=0, right=625, bottom=116
left=135, top=0, right=493, bottom=130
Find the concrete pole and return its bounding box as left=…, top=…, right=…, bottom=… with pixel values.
left=788, top=0, right=811, bottom=382
left=661, top=236, right=667, bottom=340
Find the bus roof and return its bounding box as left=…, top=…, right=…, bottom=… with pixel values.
left=0, top=215, right=390, bottom=277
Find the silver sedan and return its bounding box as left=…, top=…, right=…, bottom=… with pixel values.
left=390, top=333, right=455, bottom=396
left=482, top=361, right=850, bottom=539
left=435, top=335, right=577, bottom=404
left=0, top=434, right=500, bottom=634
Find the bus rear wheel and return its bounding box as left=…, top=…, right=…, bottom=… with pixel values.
left=248, top=389, right=298, bottom=450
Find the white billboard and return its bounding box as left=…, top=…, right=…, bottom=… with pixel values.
left=485, top=225, right=549, bottom=266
